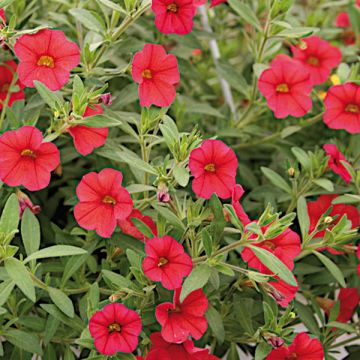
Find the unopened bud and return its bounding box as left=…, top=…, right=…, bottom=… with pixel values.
left=157, top=183, right=170, bottom=203
left=16, top=189, right=41, bottom=218
left=289, top=311, right=296, bottom=319
left=324, top=216, right=333, bottom=224
left=298, top=40, right=307, bottom=50
left=268, top=336, right=285, bottom=348
left=287, top=167, right=295, bottom=177
left=100, top=93, right=113, bottom=106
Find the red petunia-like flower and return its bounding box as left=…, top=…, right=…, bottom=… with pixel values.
left=268, top=277, right=299, bottom=308
left=189, top=139, right=238, bottom=199
left=152, top=0, right=196, bottom=35
left=142, top=236, right=193, bottom=290
left=0, top=8, right=5, bottom=26
left=0, top=126, right=60, bottom=191
left=258, top=55, right=312, bottom=118
left=155, top=287, right=208, bottom=343
left=290, top=36, right=342, bottom=86
left=336, top=12, right=351, bottom=28
left=118, top=208, right=157, bottom=242
left=266, top=333, right=324, bottom=360
left=210, top=0, right=227, bottom=7
left=146, top=332, right=220, bottom=360
left=231, top=184, right=251, bottom=226
left=323, top=144, right=352, bottom=184
left=14, top=28, right=80, bottom=91
left=89, top=303, right=142, bottom=355
left=132, top=44, right=180, bottom=108
left=74, top=168, right=133, bottom=238
left=0, top=60, right=25, bottom=110
left=68, top=104, right=108, bottom=156
left=242, top=227, right=301, bottom=272
left=323, top=83, right=360, bottom=134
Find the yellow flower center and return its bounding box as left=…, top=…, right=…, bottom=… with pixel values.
left=204, top=163, right=216, bottom=172
left=263, top=240, right=276, bottom=250
left=108, top=323, right=121, bottom=333
left=345, top=103, right=359, bottom=113
left=102, top=195, right=117, bottom=205
left=37, top=55, right=55, bottom=68
left=167, top=3, right=178, bottom=12
left=306, top=56, right=319, bottom=66
left=158, top=257, right=169, bottom=267
left=21, top=149, right=36, bottom=158
left=142, top=69, right=152, bottom=79
left=276, top=83, right=289, bottom=93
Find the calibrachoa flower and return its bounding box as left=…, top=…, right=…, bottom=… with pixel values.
left=0, top=8, right=5, bottom=26
left=210, top=0, right=227, bottom=7
left=152, top=0, right=196, bottom=35
left=231, top=184, right=251, bottom=226
left=14, top=28, right=80, bottom=91
left=155, top=287, right=208, bottom=343
left=74, top=168, right=133, bottom=238
left=323, top=83, right=360, bottom=134
left=266, top=332, right=324, bottom=360
left=142, top=235, right=193, bottom=290
left=335, top=12, right=351, bottom=28
left=242, top=228, right=301, bottom=272
left=0, top=126, right=60, bottom=191
left=268, top=277, right=299, bottom=308
left=189, top=139, right=238, bottom=199
left=258, top=55, right=312, bottom=118
left=290, top=36, right=342, bottom=86
left=132, top=44, right=180, bottom=107
left=68, top=104, right=108, bottom=156
left=118, top=208, right=157, bottom=242
left=0, top=60, right=25, bottom=109
left=89, top=303, right=142, bottom=355
left=145, top=332, right=219, bottom=360
left=323, top=144, right=352, bottom=183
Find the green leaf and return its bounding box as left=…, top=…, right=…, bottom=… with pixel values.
left=4, top=258, right=36, bottom=302
left=102, top=269, right=133, bottom=289
left=97, top=0, right=126, bottom=13
left=206, top=305, right=225, bottom=344
left=77, top=114, right=123, bottom=128
left=153, top=204, right=186, bottom=231
left=69, top=8, right=105, bottom=32
left=295, top=301, right=321, bottom=335
left=276, top=26, right=319, bottom=38
left=228, top=0, right=262, bottom=31
left=312, top=251, right=346, bottom=287
left=0, top=193, right=20, bottom=235
left=297, top=196, right=309, bottom=240
left=326, top=321, right=356, bottom=333
left=291, top=147, right=310, bottom=170
left=5, top=329, right=43, bottom=355
left=34, top=81, right=61, bottom=109
left=227, top=343, right=240, bottom=360
left=0, top=0, right=16, bottom=8
left=255, top=342, right=272, bottom=360
left=173, top=165, right=190, bottom=187
left=24, top=245, right=87, bottom=264
left=246, top=245, right=297, bottom=286
left=48, top=288, right=75, bottom=318
left=180, top=264, right=211, bottom=302
left=261, top=167, right=291, bottom=193
left=21, top=208, right=40, bottom=256
left=131, top=218, right=155, bottom=239
left=0, top=280, right=15, bottom=307
left=313, top=178, right=334, bottom=192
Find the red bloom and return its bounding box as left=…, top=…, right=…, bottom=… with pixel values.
left=231, top=184, right=251, bottom=226
left=308, top=195, right=360, bottom=239
left=132, top=44, right=180, bottom=108
left=142, top=236, right=193, bottom=290
left=118, top=208, right=157, bottom=242
left=74, top=169, right=133, bottom=238
left=210, top=0, right=227, bottom=6
left=155, top=288, right=208, bottom=343
left=68, top=104, right=108, bottom=156
left=290, top=36, right=342, bottom=86
left=336, top=12, right=351, bottom=28
left=14, top=29, right=80, bottom=91
left=323, top=83, right=360, bottom=134
left=266, top=333, right=324, bottom=360
left=323, top=144, right=352, bottom=183
left=189, top=139, right=238, bottom=199
left=268, top=277, right=298, bottom=308
left=242, top=227, right=301, bottom=272
left=146, top=332, right=219, bottom=360
left=0, top=8, right=5, bottom=26
left=89, top=303, right=142, bottom=355
left=0, top=126, right=60, bottom=191
left=0, top=60, right=25, bottom=109
left=258, top=55, right=312, bottom=118
left=152, top=0, right=196, bottom=35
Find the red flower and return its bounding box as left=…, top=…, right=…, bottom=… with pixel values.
left=258, top=55, right=312, bottom=118
left=74, top=169, right=133, bottom=238
left=290, top=36, right=342, bottom=86
left=231, top=185, right=251, bottom=226
left=323, top=83, right=360, bottom=134
left=266, top=333, right=324, bottom=360
left=118, top=208, right=157, bottom=242
left=146, top=332, right=219, bottom=360
left=152, top=0, right=196, bottom=35
left=210, top=0, right=227, bottom=7
left=0, top=60, right=25, bottom=109
left=132, top=44, right=180, bottom=107
left=68, top=104, right=108, bottom=156
left=307, top=194, right=360, bottom=239
left=89, top=303, right=142, bottom=355
left=142, top=236, right=193, bottom=290
left=189, top=139, right=238, bottom=199
left=0, top=8, right=5, bottom=26
left=336, top=12, right=351, bottom=28
left=14, top=29, right=80, bottom=91
left=194, top=0, right=207, bottom=5
left=155, top=287, right=208, bottom=343
left=268, top=277, right=298, bottom=308
left=242, top=228, right=301, bottom=272
left=0, top=126, right=60, bottom=191
left=323, top=144, right=352, bottom=183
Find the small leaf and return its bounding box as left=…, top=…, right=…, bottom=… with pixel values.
left=206, top=305, right=225, bottom=344
left=313, top=178, right=334, bottom=192
left=297, top=196, right=310, bottom=240
left=0, top=193, right=20, bottom=235
left=0, top=280, right=15, bottom=307
left=21, top=208, right=40, bottom=256
left=102, top=269, right=133, bottom=289
left=255, top=342, right=272, bottom=360
left=69, top=8, right=105, bottom=32
left=261, top=167, right=291, bottom=193
left=48, top=288, right=75, bottom=318
left=97, top=0, right=126, bottom=13
left=153, top=204, right=186, bottom=231
left=276, top=26, right=319, bottom=38
left=34, top=81, right=61, bottom=109
left=326, top=321, right=356, bottom=333
left=5, top=329, right=43, bottom=355
left=228, top=0, right=262, bottom=31
left=180, top=264, right=211, bottom=302
left=173, top=165, right=190, bottom=187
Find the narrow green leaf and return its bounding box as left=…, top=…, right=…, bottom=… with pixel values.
left=69, top=8, right=105, bottom=32
left=0, top=193, right=20, bottom=234
left=297, top=196, right=310, bottom=240
left=102, top=269, right=133, bottom=289
left=180, top=264, right=211, bottom=302
left=21, top=208, right=40, bottom=256
left=261, top=167, right=292, bottom=193
left=228, top=0, right=262, bottom=31
left=173, top=165, right=190, bottom=187
left=153, top=204, right=186, bottom=231
left=5, top=329, right=43, bottom=355
left=34, top=81, right=61, bottom=108
left=206, top=305, right=225, bottom=344
left=48, top=288, right=75, bottom=318
left=0, top=280, right=15, bottom=306
left=313, top=178, right=334, bottom=192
